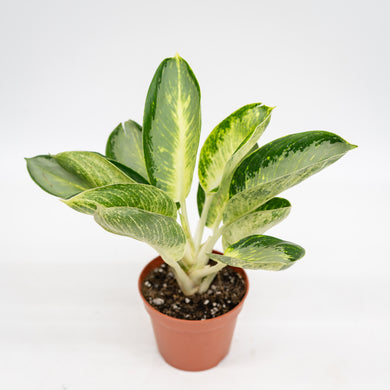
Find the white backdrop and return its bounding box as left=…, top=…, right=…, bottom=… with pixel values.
left=1, top=0, right=389, bottom=389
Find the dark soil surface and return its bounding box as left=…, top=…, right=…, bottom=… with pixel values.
left=141, top=263, right=246, bottom=320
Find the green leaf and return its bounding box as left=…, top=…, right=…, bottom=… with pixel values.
left=26, top=152, right=135, bottom=199
left=224, top=131, right=357, bottom=224
left=198, top=104, right=273, bottom=194
left=55, top=151, right=136, bottom=187
left=26, top=155, right=91, bottom=199
left=106, top=158, right=149, bottom=184
left=203, top=105, right=274, bottom=227
left=222, top=198, right=291, bottom=249
left=208, top=235, right=305, bottom=270
left=197, top=183, right=206, bottom=217
left=106, top=120, right=148, bottom=179
left=143, top=54, right=201, bottom=202
left=63, top=183, right=177, bottom=216
left=197, top=144, right=260, bottom=218
left=248, top=142, right=259, bottom=154
left=95, top=207, right=186, bottom=261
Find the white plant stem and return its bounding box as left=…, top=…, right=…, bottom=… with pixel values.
left=189, top=261, right=226, bottom=285
left=174, top=191, right=228, bottom=295
left=179, top=200, right=195, bottom=260
left=198, top=272, right=222, bottom=294
left=168, top=209, right=226, bottom=295
left=162, top=255, right=198, bottom=296
left=193, top=193, right=213, bottom=253
left=198, top=225, right=224, bottom=267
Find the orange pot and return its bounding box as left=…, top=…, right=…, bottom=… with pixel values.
left=138, top=255, right=249, bottom=371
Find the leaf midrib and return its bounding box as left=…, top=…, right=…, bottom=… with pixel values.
left=175, top=56, right=186, bottom=203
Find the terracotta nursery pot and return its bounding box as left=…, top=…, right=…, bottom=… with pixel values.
left=138, top=255, right=249, bottom=371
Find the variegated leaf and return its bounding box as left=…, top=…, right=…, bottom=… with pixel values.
left=196, top=143, right=260, bottom=218
left=203, top=107, right=274, bottom=227
left=199, top=104, right=273, bottom=193
left=143, top=54, right=201, bottom=202
left=95, top=206, right=186, bottom=261
left=26, top=152, right=135, bottom=199
left=208, top=235, right=305, bottom=270
left=224, top=131, right=357, bottom=224
left=106, top=120, right=148, bottom=179
left=63, top=183, right=177, bottom=216
left=222, top=198, right=291, bottom=249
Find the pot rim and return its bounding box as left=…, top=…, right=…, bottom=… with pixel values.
left=138, top=252, right=249, bottom=325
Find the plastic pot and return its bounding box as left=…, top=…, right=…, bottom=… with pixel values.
left=138, top=255, right=249, bottom=371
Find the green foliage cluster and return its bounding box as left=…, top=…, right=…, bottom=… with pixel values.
left=26, top=54, right=356, bottom=295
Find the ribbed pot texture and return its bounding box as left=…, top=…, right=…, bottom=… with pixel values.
left=138, top=255, right=249, bottom=371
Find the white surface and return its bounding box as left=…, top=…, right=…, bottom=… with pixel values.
left=1, top=0, right=389, bottom=388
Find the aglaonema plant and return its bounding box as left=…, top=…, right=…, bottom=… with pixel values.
left=26, top=54, right=357, bottom=296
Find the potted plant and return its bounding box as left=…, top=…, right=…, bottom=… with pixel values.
left=26, top=54, right=356, bottom=371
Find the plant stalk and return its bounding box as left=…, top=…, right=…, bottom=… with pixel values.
left=162, top=255, right=198, bottom=296
left=197, top=225, right=224, bottom=267
left=179, top=200, right=196, bottom=259
left=189, top=261, right=226, bottom=284
left=198, top=273, right=221, bottom=294
left=193, top=193, right=214, bottom=254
